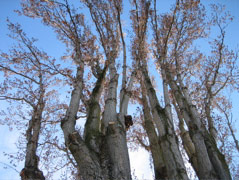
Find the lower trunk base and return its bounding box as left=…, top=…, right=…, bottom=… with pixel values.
left=20, top=167, right=45, bottom=180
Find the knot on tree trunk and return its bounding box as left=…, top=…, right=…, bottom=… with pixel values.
left=107, top=122, right=117, bottom=134
left=188, top=121, right=199, bottom=132
left=69, top=131, right=81, bottom=146
left=124, top=115, right=133, bottom=131
left=20, top=167, right=45, bottom=180
left=155, top=166, right=167, bottom=180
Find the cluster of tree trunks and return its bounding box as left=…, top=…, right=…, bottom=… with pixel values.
left=1, top=0, right=237, bottom=179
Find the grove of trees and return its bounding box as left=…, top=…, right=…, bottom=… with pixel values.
left=0, top=0, right=239, bottom=179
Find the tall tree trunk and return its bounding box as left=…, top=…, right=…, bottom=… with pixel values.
left=119, top=71, right=135, bottom=116
left=173, top=100, right=199, bottom=177
left=20, top=107, right=45, bottom=180
left=141, top=81, right=166, bottom=180
left=141, top=66, right=189, bottom=180
left=102, top=58, right=131, bottom=180
left=205, top=98, right=218, bottom=140
left=61, top=62, right=105, bottom=180
left=83, top=64, right=111, bottom=179
left=84, top=65, right=107, bottom=153
left=20, top=78, right=45, bottom=180
left=166, top=69, right=231, bottom=179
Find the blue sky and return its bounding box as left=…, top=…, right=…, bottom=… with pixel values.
left=0, top=0, right=239, bottom=179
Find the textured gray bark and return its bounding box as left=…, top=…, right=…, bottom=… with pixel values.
left=61, top=64, right=84, bottom=139
left=84, top=65, right=107, bottom=153
left=20, top=80, right=45, bottom=180
left=173, top=101, right=199, bottom=176
left=168, top=74, right=217, bottom=179
left=166, top=70, right=231, bottom=180
left=60, top=54, right=131, bottom=179
left=120, top=71, right=136, bottom=116
left=61, top=62, right=105, bottom=179
left=141, top=67, right=189, bottom=180
left=205, top=100, right=218, bottom=140
left=141, top=82, right=166, bottom=180
left=68, top=132, right=105, bottom=180
left=105, top=121, right=131, bottom=180
left=20, top=108, right=45, bottom=180
left=102, top=59, right=131, bottom=180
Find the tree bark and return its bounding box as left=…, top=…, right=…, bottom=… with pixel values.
left=173, top=100, right=200, bottom=177
left=84, top=65, right=108, bottom=153
left=141, top=81, right=166, bottom=180
left=166, top=69, right=231, bottom=179
left=20, top=77, right=45, bottom=180
left=20, top=107, right=45, bottom=180
left=141, top=66, right=189, bottom=180
left=61, top=62, right=105, bottom=180
left=102, top=58, right=131, bottom=180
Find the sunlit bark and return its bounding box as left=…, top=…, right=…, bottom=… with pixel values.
left=140, top=81, right=166, bottom=180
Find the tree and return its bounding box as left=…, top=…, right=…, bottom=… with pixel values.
left=150, top=0, right=236, bottom=179
left=130, top=1, right=188, bottom=179
left=0, top=21, right=62, bottom=180
left=19, top=0, right=133, bottom=179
